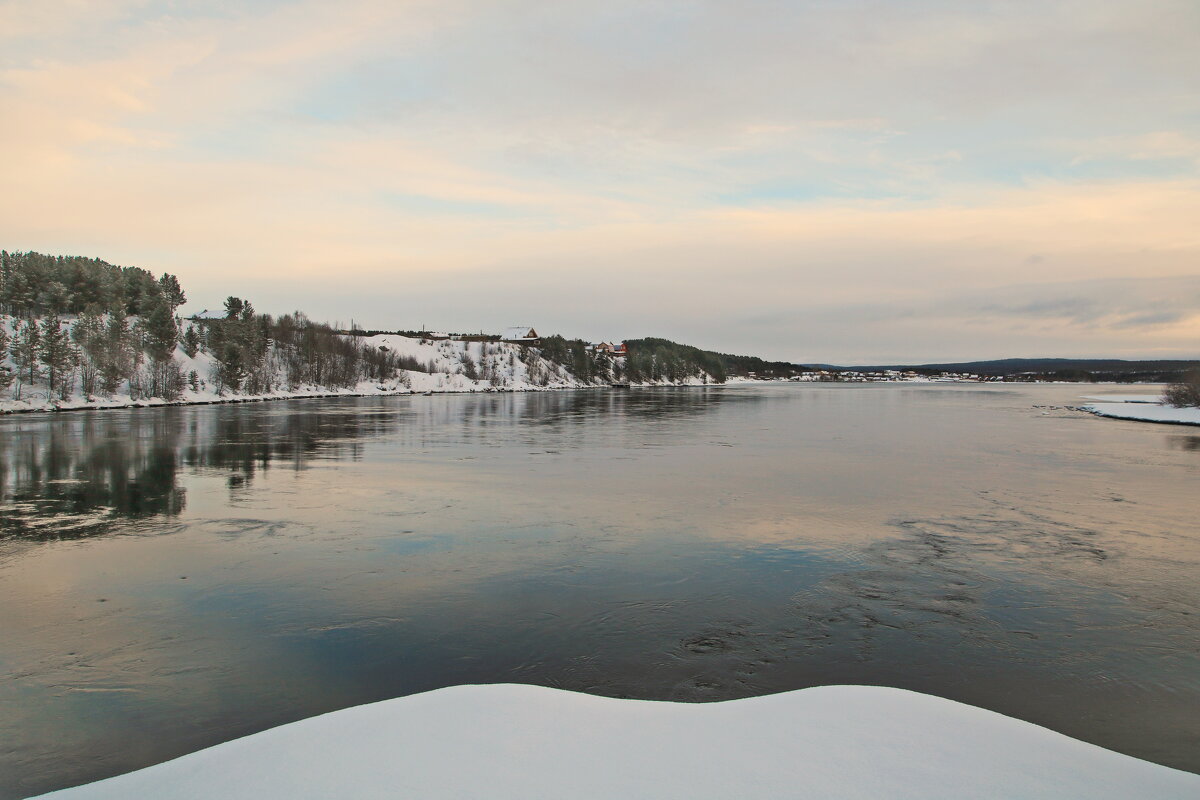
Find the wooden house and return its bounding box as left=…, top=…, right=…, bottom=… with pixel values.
left=499, top=327, right=540, bottom=345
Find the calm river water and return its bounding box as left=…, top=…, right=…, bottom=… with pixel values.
left=1, top=383, right=1198, bottom=797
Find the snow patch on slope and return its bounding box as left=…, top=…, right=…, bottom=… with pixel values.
left=0, top=318, right=600, bottom=414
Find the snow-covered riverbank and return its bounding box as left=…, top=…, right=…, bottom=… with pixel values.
left=0, top=326, right=583, bottom=415
left=0, top=318, right=732, bottom=415
left=33, top=683, right=1198, bottom=799
left=1081, top=394, right=1200, bottom=426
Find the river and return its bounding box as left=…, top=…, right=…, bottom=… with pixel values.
left=1, top=383, right=1197, bottom=797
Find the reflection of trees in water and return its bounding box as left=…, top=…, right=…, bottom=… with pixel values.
left=182, top=405, right=397, bottom=481
left=0, top=391, right=733, bottom=540
left=0, top=414, right=185, bottom=539
left=445, top=387, right=732, bottom=450
left=1169, top=435, right=1200, bottom=452
left=0, top=402, right=401, bottom=539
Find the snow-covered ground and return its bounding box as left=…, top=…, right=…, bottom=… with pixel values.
left=32, top=684, right=1198, bottom=799
left=1084, top=402, right=1200, bottom=426
left=0, top=321, right=598, bottom=414
left=1081, top=394, right=1200, bottom=426
left=1080, top=393, right=1164, bottom=404
left=1, top=314, right=739, bottom=414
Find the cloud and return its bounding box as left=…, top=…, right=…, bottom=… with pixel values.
left=0, top=0, right=1198, bottom=361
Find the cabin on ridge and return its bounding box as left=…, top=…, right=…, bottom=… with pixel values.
left=499, top=326, right=540, bottom=345
left=590, top=341, right=628, bottom=357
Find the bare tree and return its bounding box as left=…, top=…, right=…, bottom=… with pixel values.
left=1164, top=370, right=1200, bottom=408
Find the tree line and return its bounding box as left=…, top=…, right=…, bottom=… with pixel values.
left=623, top=338, right=727, bottom=383
left=2, top=250, right=793, bottom=404
left=0, top=251, right=409, bottom=402
left=1, top=251, right=186, bottom=400
left=203, top=300, right=402, bottom=394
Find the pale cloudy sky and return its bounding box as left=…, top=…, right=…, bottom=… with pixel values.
left=2, top=0, right=1198, bottom=363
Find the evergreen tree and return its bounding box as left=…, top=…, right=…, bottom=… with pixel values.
left=142, top=293, right=182, bottom=399
left=11, top=320, right=41, bottom=384
left=41, top=281, right=72, bottom=315
left=143, top=295, right=178, bottom=361
left=214, top=339, right=246, bottom=392
left=158, top=273, right=186, bottom=310
left=100, top=312, right=134, bottom=395
left=181, top=324, right=200, bottom=357
left=40, top=317, right=75, bottom=395
left=0, top=325, right=11, bottom=390
left=71, top=309, right=105, bottom=396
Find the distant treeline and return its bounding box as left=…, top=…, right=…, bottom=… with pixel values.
left=622, top=338, right=727, bottom=383
left=620, top=338, right=815, bottom=382
left=201, top=298, right=399, bottom=394
left=537, top=335, right=617, bottom=383
left=0, top=250, right=184, bottom=318
left=830, top=358, right=1200, bottom=383
left=709, top=350, right=809, bottom=379
left=1, top=251, right=188, bottom=399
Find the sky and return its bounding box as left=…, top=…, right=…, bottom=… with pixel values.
left=1, top=0, right=1198, bottom=364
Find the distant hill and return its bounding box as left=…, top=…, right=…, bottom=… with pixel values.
left=624, top=338, right=815, bottom=380
left=815, top=358, right=1200, bottom=382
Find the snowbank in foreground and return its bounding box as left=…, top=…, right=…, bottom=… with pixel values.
left=1083, top=400, right=1200, bottom=426
left=33, top=684, right=1198, bottom=800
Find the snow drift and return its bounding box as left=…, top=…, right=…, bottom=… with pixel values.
left=32, top=684, right=1199, bottom=799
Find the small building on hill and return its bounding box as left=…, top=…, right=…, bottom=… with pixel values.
left=590, top=342, right=628, bottom=357
left=499, top=326, right=540, bottom=345
left=186, top=309, right=228, bottom=323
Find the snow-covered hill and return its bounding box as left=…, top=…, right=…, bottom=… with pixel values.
left=0, top=317, right=614, bottom=414
left=0, top=314, right=724, bottom=417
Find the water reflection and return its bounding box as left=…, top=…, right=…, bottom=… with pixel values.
left=0, top=390, right=737, bottom=541
left=0, top=416, right=185, bottom=538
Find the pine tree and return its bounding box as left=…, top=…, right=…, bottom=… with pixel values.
left=181, top=324, right=200, bottom=357
left=142, top=294, right=181, bottom=399
left=40, top=317, right=75, bottom=396
left=158, top=273, right=186, bottom=310
left=41, top=281, right=72, bottom=315
left=143, top=296, right=178, bottom=359
left=71, top=309, right=104, bottom=396
left=214, top=340, right=246, bottom=392
left=11, top=320, right=41, bottom=384
left=0, top=325, right=12, bottom=390
left=100, top=312, right=134, bottom=395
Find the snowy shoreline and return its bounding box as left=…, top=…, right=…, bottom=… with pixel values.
left=32, top=683, right=1199, bottom=799
left=0, top=379, right=731, bottom=416
left=1080, top=394, right=1200, bottom=427
left=0, top=320, right=730, bottom=416
left=0, top=383, right=578, bottom=416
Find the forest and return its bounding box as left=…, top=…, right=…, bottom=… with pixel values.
left=0, top=251, right=412, bottom=402
left=1, top=250, right=758, bottom=407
